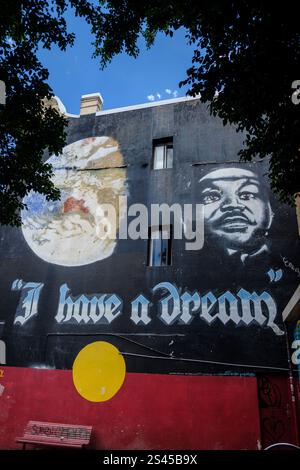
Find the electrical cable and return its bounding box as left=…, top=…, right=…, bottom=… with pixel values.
left=45, top=332, right=289, bottom=372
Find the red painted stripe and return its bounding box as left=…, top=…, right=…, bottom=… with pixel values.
left=0, top=366, right=261, bottom=449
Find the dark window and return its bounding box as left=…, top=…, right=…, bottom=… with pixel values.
left=148, top=226, right=172, bottom=266
left=153, top=139, right=173, bottom=169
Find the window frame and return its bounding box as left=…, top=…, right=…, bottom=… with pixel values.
left=152, top=138, right=173, bottom=170
left=147, top=225, right=172, bottom=267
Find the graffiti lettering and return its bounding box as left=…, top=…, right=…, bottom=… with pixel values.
left=12, top=279, right=44, bottom=326
left=153, top=282, right=283, bottom=335
left=153, top=282, right=200, bottom=325
left=11, top=278, right=283, bottom=334
left=258, top=375, right=282, bottom=408
left=281, top=255, right=300, bottom=278
left=55, top=283, right=122, bottom=324
left=237, top=289, right=282, bottom=335
left=130, top=294, right=151, bottom=325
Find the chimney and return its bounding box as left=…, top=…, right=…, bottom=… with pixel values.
left=43, top=95, right=66, bottom=115
left=80, top=93, right=103, bottom=115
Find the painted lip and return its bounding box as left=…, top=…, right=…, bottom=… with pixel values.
left=221, top=216, right=250, bottom=225
left=221, top=223, right=248, bottom=232
left=217, top=215, right=253, bottom=231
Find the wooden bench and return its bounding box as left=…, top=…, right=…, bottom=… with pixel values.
left=16, top=421, right=92, bottom=449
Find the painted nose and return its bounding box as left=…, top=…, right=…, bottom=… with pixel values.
left=220, top=195, right=245, bottom=211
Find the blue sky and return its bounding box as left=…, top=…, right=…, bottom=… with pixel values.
left=38, top=10, right=195, bottom=114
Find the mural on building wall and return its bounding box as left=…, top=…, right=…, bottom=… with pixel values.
left=0, top=121, right=299, bottom=375
left=10, top=163, right=288, bottom=338
left=198, top=167, right=273, bottom=263
left=21, top=137, right=127, bottom=266
left=2, top=102, right=300, bottom=450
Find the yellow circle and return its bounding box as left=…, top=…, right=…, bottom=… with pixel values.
left=72, top=341, right=126, bottom=402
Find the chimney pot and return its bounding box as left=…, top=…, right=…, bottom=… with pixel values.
left=80, top=93, right=103, bottom=115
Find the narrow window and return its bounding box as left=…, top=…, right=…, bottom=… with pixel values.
left=148, top=226, right=172, bottom=266
left=153, top=139, right=173, bottom=169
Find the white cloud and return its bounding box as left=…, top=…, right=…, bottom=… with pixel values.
left=165, top=89, right=172, bottom=94
left=156, top=93, right=161, bottom=99
left=147, top=94, right=155, bottom=101
left=172, top=90, right=178, bottom=98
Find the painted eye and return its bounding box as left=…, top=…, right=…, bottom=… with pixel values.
left=239, top=192, right=256, bottom=200
left=202, top=192, right=221, bottom=204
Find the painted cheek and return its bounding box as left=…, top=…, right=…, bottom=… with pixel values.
left=250, top=202, right=266, bottom=225
left=204, top=204, right=219, bottom=222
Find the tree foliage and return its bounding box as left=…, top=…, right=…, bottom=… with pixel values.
left=0, top=0, right=97, bottom=225
left=92, top=1, right=300, bottom=205
left=1, top=1, right=300, bottom=226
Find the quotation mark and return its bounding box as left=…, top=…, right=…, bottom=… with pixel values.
left=267, top=269, right=283, bottom=283
left=11, top=279, right=23, bottom=290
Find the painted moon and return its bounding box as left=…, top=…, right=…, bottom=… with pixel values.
left=21, top=137, right=127, bottom=266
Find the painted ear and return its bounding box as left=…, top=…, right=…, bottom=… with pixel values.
left=266, top=202, right=274, bottom=230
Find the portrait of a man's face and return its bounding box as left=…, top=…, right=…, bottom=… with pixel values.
left=199, top=168, right=273, bottom=253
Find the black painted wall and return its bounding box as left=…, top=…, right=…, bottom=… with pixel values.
left=0, top=98, right=299, bottom=375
